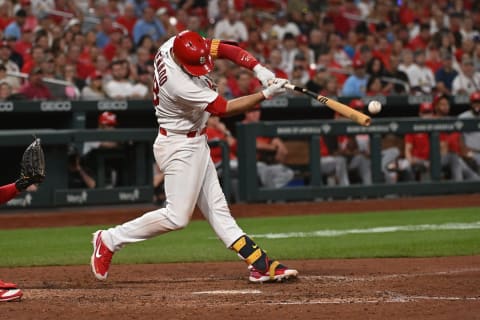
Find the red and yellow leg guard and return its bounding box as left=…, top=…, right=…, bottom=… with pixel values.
left=231, top=235, right=269, bottom=272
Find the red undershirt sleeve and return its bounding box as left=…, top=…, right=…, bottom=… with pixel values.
left=206, top=95, right=228, bottom=116
left=0, top=183, right=20, bottom=205
left=209, top=39, right=259, bottom=70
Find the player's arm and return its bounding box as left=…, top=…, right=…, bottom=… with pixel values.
left=206, top=79, right=288, bottom=117
left=0, top=183, right=20, bottom=205
left=207, top=39, right=274, bottom=86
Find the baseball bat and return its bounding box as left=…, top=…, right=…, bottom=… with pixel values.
left=283, top=83, right=371, bottom=126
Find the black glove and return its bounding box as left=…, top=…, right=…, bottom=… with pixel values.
left=15, top=137, right=46, bottom=191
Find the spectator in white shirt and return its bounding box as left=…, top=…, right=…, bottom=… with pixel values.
left=271, top=11, right=300, bottom=41
left=279, top=32, right=300, bottom=76
left=213, top=9, right=248, bottom=42
left=460, top=16, right=480, bottom=42
left=399, top=49, right=435, bottom=94
left=104, top=60, right=148, bottom=100
left=452, top=54, right=480, bottom=95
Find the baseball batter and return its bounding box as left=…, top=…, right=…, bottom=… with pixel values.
left=91, top=30, right=298, bottom=283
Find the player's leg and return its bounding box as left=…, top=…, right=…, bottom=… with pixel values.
left=91, top=135, right=208, bottom=280
left=442, top=153, right=463, bottom=181
left=196, top=159, right=298, bottom=283
left=321, top=156, right=349, bottom=186
left=349, top=154, right=372, bottom=185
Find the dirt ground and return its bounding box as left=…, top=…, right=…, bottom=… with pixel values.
left=1, top=194, right=480, bottom=319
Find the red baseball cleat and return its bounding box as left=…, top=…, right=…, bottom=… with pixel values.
left=91, top=230, right=113, bottom=281
left=0, top=280, right=22, bottom=302
left=248, top=260, right=298, bottom=283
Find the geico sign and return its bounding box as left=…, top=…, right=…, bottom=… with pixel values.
left=0, top=102, right=14, bottom=112
left=98, top=100, right=128, bottom=110
left=40, top=101, right=72, bottom=111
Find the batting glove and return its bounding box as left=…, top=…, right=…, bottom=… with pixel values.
left=261, top=78, right=288, bottom=99
left=253, top=64, right=275, bottom=87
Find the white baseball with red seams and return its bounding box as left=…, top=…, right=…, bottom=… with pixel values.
left=368, top=100, right=382, bottom=114
left=100, top=36, right=245, bottom=252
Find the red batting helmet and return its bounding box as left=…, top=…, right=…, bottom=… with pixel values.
left=470, top=91, right=480, bottom=103
left=173, top=30, right=213, bottom=76
left=98, top=111, right=118, bottom=126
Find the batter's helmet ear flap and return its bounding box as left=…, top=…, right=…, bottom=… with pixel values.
left=173, top=30, right=214, bottom=76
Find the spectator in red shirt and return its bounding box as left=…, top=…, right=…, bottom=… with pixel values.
left=0, top=3, right=14, bottom=30
left=66, top=44, right=95, bottom=80
left=103, top=25, right=126, bottom=62
left=408, top=23, right=431, bottom=50
left=116, top=2, right=138, bottom=36
left=265, top=48, right=289, bottom=79
left=13, top=26, right=33, bottom=64
left=18, top=67, right=53, bottom=100
left=230, top=70, right=261, bottom=100
left=21, top=45, right=44, bottom=74
left=316, top=51, right=348, bottom=87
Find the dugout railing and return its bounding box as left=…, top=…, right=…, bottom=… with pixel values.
left=236, top=118, right=480, bottom=202
left=0, top=96, right=478, bottom=208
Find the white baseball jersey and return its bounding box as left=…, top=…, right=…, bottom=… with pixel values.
left=153, top=36, right=218, bottom=133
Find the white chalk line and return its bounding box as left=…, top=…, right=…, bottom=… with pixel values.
left=265, top=295, right=480, bottom=305
left=189, top=268, right=480, bottom=305
left=192, top=289, right=261, bottom=295
left=301, top=267, right=480, bottom=282
left=249, top=221, right=480, bottom=239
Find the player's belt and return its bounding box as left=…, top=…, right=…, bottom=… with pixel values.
left=159, top=127, right=207, bottom=138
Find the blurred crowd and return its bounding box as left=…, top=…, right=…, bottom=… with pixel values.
left=0, top=0, right=479, bottom=102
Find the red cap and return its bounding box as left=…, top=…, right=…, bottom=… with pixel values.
left=21, top=0, right=31, bottom=4
left=89, top=70, right=103, bottom=80
left=109, top=25, right=124, bottom=34
left=0, top=41, right=9, bottom=48
left=419, top=102, right=434, bottom=114
left=297, top=34, right=308, bottom=45
left=353, top=59, right=365, bottom=68
left=470, top=91, right=480, bottom=102
left=349, top=99, right=364, bottom=109
left=98, top=111, right=118, bottom=126
left=22, top=25, right=33, bottom=32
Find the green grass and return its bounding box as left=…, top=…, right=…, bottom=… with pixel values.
left=0, top=207, right=479, bottom=267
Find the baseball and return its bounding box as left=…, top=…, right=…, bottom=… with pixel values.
left=368, top=100, right=382, bottom=114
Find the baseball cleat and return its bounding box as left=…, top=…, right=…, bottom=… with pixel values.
left=248, top=260, right=299, bottom=283
left=0, top=288, right=22, bottom=302
left=0, top=280, right=22, bottom=302
left=91, top=230, right=113, bottom=281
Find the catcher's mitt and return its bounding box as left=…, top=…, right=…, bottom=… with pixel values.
left=15, top=137, right=46, bottom=191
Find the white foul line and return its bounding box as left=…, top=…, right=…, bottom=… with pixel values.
left=267, top=295, right=480, bottom=305
left=250, top=221, right=480, bottom=239
left=192, top=289, right=262, bottom=295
